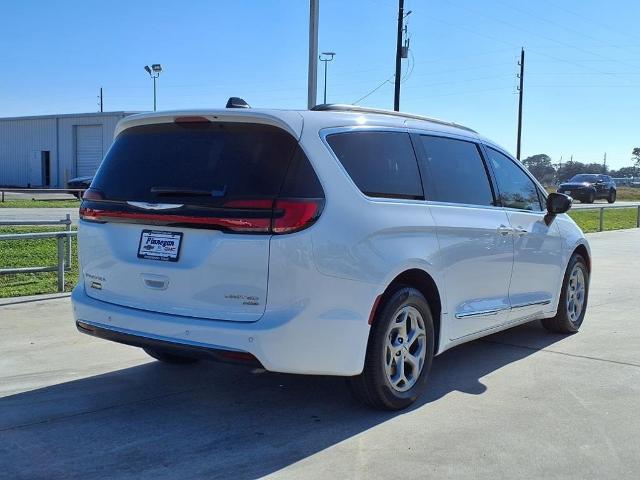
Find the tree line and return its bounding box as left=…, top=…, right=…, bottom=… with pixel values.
left=522, top=147, right=640, bottom=185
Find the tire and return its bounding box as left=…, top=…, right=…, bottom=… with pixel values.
left=143, top=347, right=199, bottom=364
left=542, top=254, right=589, bottom=334
left=348, top=286, right=435, bottom=410
left=584, top=191, right=595, bottom=204
left=607, top=190, right=616, bottom=204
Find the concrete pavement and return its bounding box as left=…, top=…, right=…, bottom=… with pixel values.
left=1, top=229, right=639, bottom=479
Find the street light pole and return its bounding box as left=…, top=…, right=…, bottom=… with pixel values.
left=144, top=64, right=163, bottom=111
left=319, top=52, right=335, bottom=104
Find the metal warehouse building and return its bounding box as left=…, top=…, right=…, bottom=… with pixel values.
left=0, top=112, right=136, bottom=188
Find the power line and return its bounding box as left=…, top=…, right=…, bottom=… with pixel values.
left=353, top=74, right=395, bottom=104
left=446, top=1, right=640, bottom=73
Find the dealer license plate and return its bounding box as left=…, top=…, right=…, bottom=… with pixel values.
left=137, top=230, right=183, bottom=262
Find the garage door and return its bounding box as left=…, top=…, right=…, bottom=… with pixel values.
left=76, top=125, right=104, bottom=177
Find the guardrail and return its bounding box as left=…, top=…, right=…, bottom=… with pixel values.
left=575, top=204, right=640, bottom=232
left=0, top=215, right=77, bottom=292
left=1, top=188, right=85, bottom=202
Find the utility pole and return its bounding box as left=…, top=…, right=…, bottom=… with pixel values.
left=99, top=87, right=103, bottom=112
left=516, top=47, right=525, bottom=160
left=393, top=0, right=404, bottom=111
left=308, top=0, right=319, bottom=109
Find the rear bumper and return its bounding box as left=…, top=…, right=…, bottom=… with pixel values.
left=76, top=320, right=262, bottom=366
left=71, top=284, right=371, bottom=376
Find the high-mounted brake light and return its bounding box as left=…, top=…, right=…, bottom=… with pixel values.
left=174, top=116, right=212, bottom=123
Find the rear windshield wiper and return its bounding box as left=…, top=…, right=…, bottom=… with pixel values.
left=150, top=186, right=227, bottom=197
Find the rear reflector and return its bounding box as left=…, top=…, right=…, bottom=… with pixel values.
left=217, top=351, right=258, bottom=363
left=368, top=295, right=382, bottom=325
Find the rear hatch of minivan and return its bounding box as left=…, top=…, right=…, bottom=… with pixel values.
left=78, top=114, right=324, bottom=322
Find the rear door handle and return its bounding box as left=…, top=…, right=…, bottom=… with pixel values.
left=514, top=226, right=528, bottom=236
left=497, top=225, right=513, bottom=236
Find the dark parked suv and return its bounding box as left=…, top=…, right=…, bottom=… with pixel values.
left=557, top=174, right=616, bottom=203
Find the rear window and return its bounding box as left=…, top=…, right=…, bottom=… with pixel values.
left=325, top=131, right=424, bottom=200
left=92, top=122, right=308, bottom=205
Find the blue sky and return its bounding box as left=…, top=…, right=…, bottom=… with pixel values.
left=1, top=0, right=638, bottom=168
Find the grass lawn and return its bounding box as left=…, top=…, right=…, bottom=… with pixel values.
left=568, top=208, right=638, bottom=233
left=0, top=225, right=78, bottom=298
left=0, top=199, right=80, bottom=208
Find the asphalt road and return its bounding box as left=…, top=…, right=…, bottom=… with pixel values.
left=1, top=229, right=639, bottom=479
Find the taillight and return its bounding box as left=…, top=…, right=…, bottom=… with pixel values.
left=272, top=199, right=323, bottom=234
left=79, top=197, right=323, bottom=234
left=82, top=189, right=104, bottom=201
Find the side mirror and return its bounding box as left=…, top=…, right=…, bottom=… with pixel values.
left=546, top=192, right=572, bottom=215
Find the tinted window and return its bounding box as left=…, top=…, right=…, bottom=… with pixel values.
left=418, top=135, right=494, bottom=206
left=485, top=147, right=542, bottom=211
left=326, top=131, right=423, bottom=199
left=569, top=174, right=598, bottom=183
left=92, top=122, right=303, bottom=205
left=280, top=146, right=324, bottom=198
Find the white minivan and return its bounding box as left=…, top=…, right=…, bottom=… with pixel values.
left=72, top=103, right=590, bottom=410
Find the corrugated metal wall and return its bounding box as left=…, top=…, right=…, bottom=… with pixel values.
left=57, top=114, right=125, bottom=187
left=0, top=112, right=129, bottom=188
left=0, top=117, right=57, bottom=187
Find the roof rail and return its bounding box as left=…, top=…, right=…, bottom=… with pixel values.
left=311, top=104, right=477, bottom=133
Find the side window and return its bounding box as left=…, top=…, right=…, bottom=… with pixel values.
left=418, top=135, right=494, bottom=206
left=485, top=147, right=542, bottom=211
left=325, top=131, right=424, bottom=199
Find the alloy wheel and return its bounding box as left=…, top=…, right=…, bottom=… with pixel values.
left=566, top=264, right=586, bottom=323
left=383, top=305, right=427, bottom=392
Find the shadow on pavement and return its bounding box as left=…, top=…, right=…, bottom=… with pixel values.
left=0, top=321, right=567, bottom=480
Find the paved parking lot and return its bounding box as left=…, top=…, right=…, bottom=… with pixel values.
left=1, top=229, right=639, bottom=479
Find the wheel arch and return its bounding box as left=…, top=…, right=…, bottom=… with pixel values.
left=376, top=268, right=443, bottom=354
left=573, top=243, right=591, bottom=272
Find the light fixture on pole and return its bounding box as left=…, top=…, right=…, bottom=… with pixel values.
left=144, top=64, right=163, bottom=111
left=319, top=52, right=335, bottom=105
